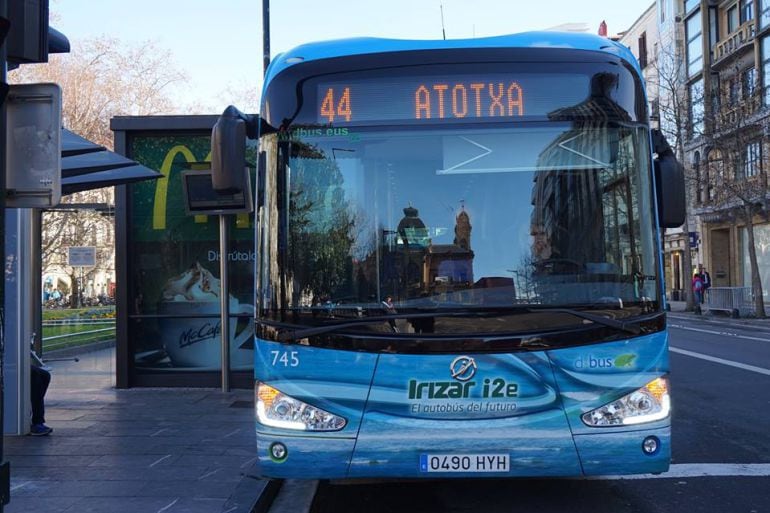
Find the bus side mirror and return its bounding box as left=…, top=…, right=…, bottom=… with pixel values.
left=654, top=154, right=686, bottom=228
left=651, top=129, right=685, bottom=228
left=211, top=105, right=262, bottom=194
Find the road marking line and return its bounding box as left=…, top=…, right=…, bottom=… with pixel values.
left=670, top=347, right=770, bottom=376
left=240, top=456, right=259, bottom=469
left=223, top=428, right=240, bottom=438
left=591, top=463, right=770, bottom=480
left=157, top=498, right=179, bottom=513
left=10, top=481, right=29, bottom=491
left=669, top=324, right=728, bottom=335
left=669, top=322, right=770, bottom=342
left=198, top=468, right=220, bottom=480
left=149, top=454, right=173, bottom=468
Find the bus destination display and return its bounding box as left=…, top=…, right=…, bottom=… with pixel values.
left=316, top=74, right=588, bottom=125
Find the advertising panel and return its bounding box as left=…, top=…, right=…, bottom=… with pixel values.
left=127, top=133, right=256, bottom=374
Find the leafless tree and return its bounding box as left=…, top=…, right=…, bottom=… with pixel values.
left=11, top=37, right=185, bottom=147
left=646, top=44, right=698, bottom=311
left=188, top=78, right=261, bottom=115
left=10, top=37, right=186, bottom=306
left=699, top=68, right=767, bottom=318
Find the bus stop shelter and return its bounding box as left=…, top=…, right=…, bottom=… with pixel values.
left=3, top=128, right=161, bottom=436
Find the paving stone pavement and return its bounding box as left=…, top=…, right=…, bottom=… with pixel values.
left=2, top=347, right=270, bottom=513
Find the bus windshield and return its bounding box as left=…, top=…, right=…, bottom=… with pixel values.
left=258, top=121, right=659, bottom=334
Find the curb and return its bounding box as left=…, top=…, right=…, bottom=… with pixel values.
left=221, top=467, right=282, bottom=513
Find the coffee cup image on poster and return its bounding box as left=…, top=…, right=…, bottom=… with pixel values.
left=158, top=262, right=254, bottom=368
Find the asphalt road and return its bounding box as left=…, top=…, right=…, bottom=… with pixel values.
left=270, top=314, right=770, bottom=513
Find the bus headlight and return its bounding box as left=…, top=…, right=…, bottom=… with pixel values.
left=256, top=382, right=347, bottom=431
left=581, top=377, right=670, bottom=427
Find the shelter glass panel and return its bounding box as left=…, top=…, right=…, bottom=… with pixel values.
left=127, top=133, right=256, bottom=376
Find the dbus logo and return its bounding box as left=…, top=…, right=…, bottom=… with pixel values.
left=574, top=353, right=637, bottom=369
left=450, top=356, right=477, bottom=381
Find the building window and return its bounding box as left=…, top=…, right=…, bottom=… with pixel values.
left=689, top=78, right=705, bottom=137
left=761, top=0, right=770, bottom=29
left=740, top=0, right=754, bottom=24
left=660, top=0, right=667, bottom=23
left=710, top=7, right=720, bottom=52
left=741, top=225, right=770, bottom=292
left=728, top=5, right=739, bottom=33
left=711, top=77, right=721, bottom=114
left=638, top=32, right=648, bottom=68
left=743, top=67, right=757, bottom=98
left=686, top=10, right=703, bottom=77
left=707, top=150, right=723, bottom=200
left=650, top=98, right=660, bottom=121
left=685, top=0, right=700, bottom=14
left=728, top=76, right=740, bottom=105
left=742, top=141, right=762, bottom=178
left=762, top=36, right=770, bottom=105
left=694, top=151, right=703, bottom=204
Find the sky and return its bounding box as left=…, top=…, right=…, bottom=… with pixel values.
left=52, top=0, right=655, bottom=113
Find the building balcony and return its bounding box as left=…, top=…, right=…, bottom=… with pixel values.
left=712, top=20, right=756, bottom=69
left=694, top=188, right=770, bottom=222
left=714, top=90, right=764, bottom=131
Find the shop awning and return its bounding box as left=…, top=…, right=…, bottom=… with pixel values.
left=60, top=128, right=161, bottom=195
left=61, top=129, right=106, bottom=157
left=62, top=165, right=163, bottom=195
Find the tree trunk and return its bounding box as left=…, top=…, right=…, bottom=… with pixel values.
left=680, top=216, right=696, bottom=311
left=675, top=128, right=696, bottom=312
left=744, top=205, right=766, bottom=318
left=69, top=271, right=80, bottom=309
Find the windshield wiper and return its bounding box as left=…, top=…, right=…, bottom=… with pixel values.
left=268, top=306, right=641, bottom=342
left=526, top=307, right=641, bottom=335
left=270, top=311, right=474, bottom=342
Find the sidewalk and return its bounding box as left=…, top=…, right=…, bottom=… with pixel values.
left=2, top=347, right=278, bottom=513
left=668, top=300, right=770, bottom=327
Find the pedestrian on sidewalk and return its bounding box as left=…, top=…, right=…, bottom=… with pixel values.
left=30, top=364, right=53, bottom=436
left=700, top=266, right=712, bottom=303
left=692, top=272, right=704, bottom=306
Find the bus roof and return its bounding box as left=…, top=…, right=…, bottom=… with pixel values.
left=264, top=31, right=641, bottom=86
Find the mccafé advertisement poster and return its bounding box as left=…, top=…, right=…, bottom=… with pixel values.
left=127, top=133, right=257, bottom=371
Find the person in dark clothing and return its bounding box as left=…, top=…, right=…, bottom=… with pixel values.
left=30, top=365, right=53, bottom=436
left=381, top=295, right=399, bottom=333
left=700, top=266, right=712, bottom=302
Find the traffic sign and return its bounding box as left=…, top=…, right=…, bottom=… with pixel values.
left=67, top=246, right=96, bottom=267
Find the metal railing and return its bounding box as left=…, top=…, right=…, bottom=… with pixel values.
left=704, top=286, right=754, bottom=317
left=41, top=319, right=116, bottom=351
left=715, top=91, right=764, bottom=129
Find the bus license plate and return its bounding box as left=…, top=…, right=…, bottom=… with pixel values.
left=420, top=454, right=510, bottom=473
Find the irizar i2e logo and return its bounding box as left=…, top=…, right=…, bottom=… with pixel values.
left=407, top=378, right=519, bottom=399
left=408, top=356, right=519, bottom=400
left=450, top=356, right=477, bottom=381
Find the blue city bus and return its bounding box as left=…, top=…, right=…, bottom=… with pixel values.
left=248, top=31, right=684, bottom=479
